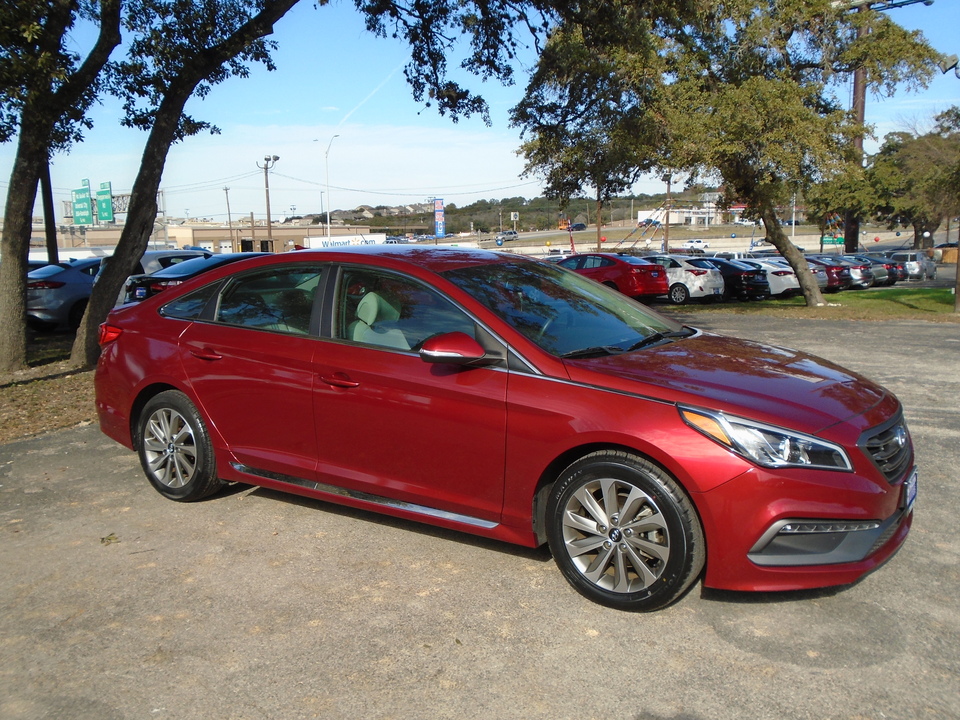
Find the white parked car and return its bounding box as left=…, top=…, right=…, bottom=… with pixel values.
left=642, top=254, right=725, bottom=304
left=680, top=239, right=709, bottom=250
left=739, top=259, right=800, bottom=297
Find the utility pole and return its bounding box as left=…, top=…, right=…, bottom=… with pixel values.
left=325, top=135, right=339, bottom=242
left=257, top=154, right=279, bottom=250
left=663, top=175, right=672, bottom=253
left=837, top=0, right=936, bottom=252
left=223, top=186, right=232, bottom=253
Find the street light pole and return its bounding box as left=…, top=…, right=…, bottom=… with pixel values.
left=325, top=135, right=339, bottom=241
left=257, top=154, right=280, bottom=250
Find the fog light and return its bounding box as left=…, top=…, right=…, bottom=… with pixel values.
left=779, top=521, right=880, bottom=534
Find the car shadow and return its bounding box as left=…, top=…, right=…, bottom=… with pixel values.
left=219, top=482, right=554, bottom=563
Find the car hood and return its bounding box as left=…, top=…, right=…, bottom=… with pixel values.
left=562, top=332, right=889, bottom=435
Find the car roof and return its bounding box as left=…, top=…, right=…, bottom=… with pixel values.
left=289, top=245, right=537, bottom=273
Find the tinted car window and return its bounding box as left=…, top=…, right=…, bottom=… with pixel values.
left=337, top=267, right=475, bottom=351
left=215, top=267, right=321, bottom=334
left=161, top=284, right=221, bottom=320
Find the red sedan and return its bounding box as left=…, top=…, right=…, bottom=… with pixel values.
left=557, top=252, right=668, bottom=299
left=95, top=247, right=915, bottom=611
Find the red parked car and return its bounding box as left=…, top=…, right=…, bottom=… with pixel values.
left=95, top=247, right=916, bottom=611
left=557, top=252, right=668, bottom=299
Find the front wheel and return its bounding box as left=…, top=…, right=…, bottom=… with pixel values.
left=546, top=451, right=705, bottom=611
left=137, top=390, right=222, bottom=501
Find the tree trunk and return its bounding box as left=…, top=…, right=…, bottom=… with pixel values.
left=0, top=0, right=122, bottom=372
left=594, top=194, right=604, bottom=251
left=70, top=0, right=301, bottom=368
left=71, top=89, right=191, bottom=368
left=759, top=203, right=826, bottom=307
left=0, top=128, right=47, bottom=370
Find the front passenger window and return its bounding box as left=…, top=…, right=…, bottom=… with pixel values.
left=337, top=268, right=476, bottom=350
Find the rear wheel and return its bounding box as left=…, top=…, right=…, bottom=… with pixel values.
left=667, top=283, right=690, bottom=305
left=546, top=450, right=705, bottom=611
left=137, top=390, right=222, bottom=501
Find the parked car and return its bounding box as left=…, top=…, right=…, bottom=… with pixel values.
left=642, top=254, right=725, bottom=304
left=681, top=239, right=709, bottom=251
left=843, top=254, right=894, bottom=286
left=861, top=253, right=908, bottom=283
left=766, top=258, right=829, bottom=291
left=557, top=253, right=669, bottom=300
left=26, top=257, right=105, bottom=329
left=495, top=230, right=518, bottom=242
left=639, top=218, right=661, bottom=227
left=734, top=218, right=758, bottom=226
left=738, top=259, right=800, bottom=297
left=569, top=223, right=587, bottom=231
left=890, top=251, right=936, bottom=280
left=687, top=257, right=770, bottom=300
left=95, top=246, right=916, bottom=612
left=805, top=256, right=853, bottom=292
left=100, top=249, right=212, bottom=305
left=122, top=252, right=269, bottom=304
left=808, top=255, right=874, bottom=289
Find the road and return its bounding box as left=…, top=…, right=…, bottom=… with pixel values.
left=1, top=314, right=958, bottom=720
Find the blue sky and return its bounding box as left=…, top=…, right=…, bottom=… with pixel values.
left=2, top=0, right=959, bottom=224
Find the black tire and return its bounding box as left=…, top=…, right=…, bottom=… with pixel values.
left=667, top=283, right=690, bottom=305
left=545, top=450, right=705, bottom=611
left=137, top=390, right=222, bottom=501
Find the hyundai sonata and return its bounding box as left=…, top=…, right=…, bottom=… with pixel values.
left=95, top=246, right=915, bottom=611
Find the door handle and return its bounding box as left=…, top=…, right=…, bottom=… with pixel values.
left=320, top=372, right=360, bottom=388
left=190, top=347, right=223, bottom=361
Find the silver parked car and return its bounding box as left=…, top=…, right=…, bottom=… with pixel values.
left=890, top=251, right=936, bottom=280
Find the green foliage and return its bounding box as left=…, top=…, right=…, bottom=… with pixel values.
left=0, top=0, right=112, bottom=149
left=867, top=109, right=960, bottom=246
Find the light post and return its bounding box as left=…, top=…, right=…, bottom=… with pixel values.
left=257, top=154, right=279, bottom=249
left=325, top=135, right=339, bottom=241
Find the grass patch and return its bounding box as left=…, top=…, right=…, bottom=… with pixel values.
left=658, top=288, right=959, bottom=321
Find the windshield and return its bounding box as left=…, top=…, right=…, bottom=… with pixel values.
left=442, top=259, right=685, bottom=357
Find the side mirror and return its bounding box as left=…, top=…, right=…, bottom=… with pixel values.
left=419, top=332, right=488, bottom=365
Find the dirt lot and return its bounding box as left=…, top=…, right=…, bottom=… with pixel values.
left=1, top=314, right=958, bottom=720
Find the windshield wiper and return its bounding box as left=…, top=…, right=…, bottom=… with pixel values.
left=626, top=329, right=693, bottom=352
left=560, top=345, right=625, bottom=359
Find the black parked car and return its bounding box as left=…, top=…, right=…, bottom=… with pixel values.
left=687, top=257, right=770, bottom=300
left=122, top=253, right=269, bottom=304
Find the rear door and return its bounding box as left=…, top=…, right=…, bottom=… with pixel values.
left=178, top=264, right=323, bottom=481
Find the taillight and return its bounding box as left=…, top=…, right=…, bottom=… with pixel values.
left=98, top=323, right=123, bottom=345
left=28, top=280, right=66, bottom=290
left=148, top=279, right=182, bottom=293
left=772, top=270, right=793, bottom=276
left=686, top=269, right=708, bottom=276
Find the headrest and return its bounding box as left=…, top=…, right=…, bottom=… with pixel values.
left=356, top=292, right=400, bottom=326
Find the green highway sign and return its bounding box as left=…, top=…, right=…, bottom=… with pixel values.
left=72, top=179, right=93, bottom=225
left=96, top=182, right=114, bottom=223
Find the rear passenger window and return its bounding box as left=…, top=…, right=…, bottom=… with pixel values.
left=216, top=267, right=321, bottom=334
left=161, top=284, right=220, bottom=320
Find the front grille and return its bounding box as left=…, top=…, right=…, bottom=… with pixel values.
left=860, top=414, right=913, bottom=483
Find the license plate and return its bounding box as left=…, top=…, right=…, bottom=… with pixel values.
left=134, top=287, right=147, bottom=299
left=712, top=287, right=722, bottom=295
left=903, top=469, right=918, bottom=509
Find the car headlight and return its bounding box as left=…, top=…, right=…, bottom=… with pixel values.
left=679, top=407, right=852, bottom=471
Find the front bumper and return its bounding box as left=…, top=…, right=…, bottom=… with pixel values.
left=696, top=463, right=915, bottom=593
